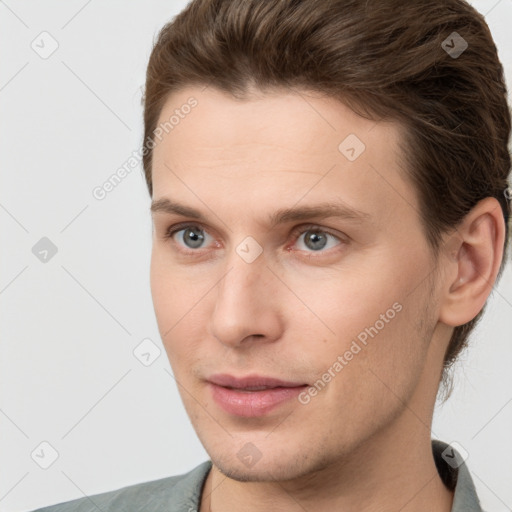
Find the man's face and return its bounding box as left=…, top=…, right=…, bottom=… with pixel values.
left=150, top=86, right=445, bottom=481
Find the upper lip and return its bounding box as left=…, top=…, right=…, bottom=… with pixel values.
left=207, top=374, right=307, bottom=389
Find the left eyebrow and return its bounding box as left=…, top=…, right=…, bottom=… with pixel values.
left=267, top=202, right=370, bottom=227
left=150, top=197, right=370, bottom=227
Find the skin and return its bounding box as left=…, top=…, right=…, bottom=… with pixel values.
left=149, top=85, right=505, bottom=512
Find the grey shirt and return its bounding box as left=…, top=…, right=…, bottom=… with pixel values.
left=30, top=439, right=483, bottom=512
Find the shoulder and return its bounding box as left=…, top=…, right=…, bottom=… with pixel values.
left=29, top=460, right=212, bottom=512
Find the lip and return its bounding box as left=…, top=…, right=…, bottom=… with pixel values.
left=207, top=373, right=307, bottom=389
left=207, top=374, right=308, bottom=417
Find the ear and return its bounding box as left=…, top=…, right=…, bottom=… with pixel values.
left=438, top=197, right=506, bottom=327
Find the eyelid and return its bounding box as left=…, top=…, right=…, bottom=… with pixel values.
left=286, top=224, right=346, bottom=257
left=164, top=221, right=346, bottom=255
left=165, top=221, right=344, bottom=238
left=165, top=221, right=217, bottom=251
left=289, top=223, right=345, bottom=243
left=165, top=221, right=208, bottom=237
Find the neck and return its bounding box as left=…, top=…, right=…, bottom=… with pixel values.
left=200, top=413, right=454, bottom=512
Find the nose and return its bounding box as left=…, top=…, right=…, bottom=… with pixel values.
left=208, top=252, right=284, bottom=349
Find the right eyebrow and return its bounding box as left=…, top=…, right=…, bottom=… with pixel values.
left=150, top=197, right=371, bottom=227
left=150, top=197, right=203, bottom=219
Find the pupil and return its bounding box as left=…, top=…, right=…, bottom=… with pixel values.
left=185, top=228, right=204, bottom=248
left=306, top=231, right=327, bottom=250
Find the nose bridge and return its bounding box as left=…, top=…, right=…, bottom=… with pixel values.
left=221, top=258, right=260, bottom=305
left=209, top=249, right=282, bottom=346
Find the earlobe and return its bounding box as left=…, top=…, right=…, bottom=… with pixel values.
left=439, top=197, right=505, bottom=327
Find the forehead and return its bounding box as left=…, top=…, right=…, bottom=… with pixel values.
left=154, top=86, right=397, bottom=161
left=150, top=85, right=415, bottom=225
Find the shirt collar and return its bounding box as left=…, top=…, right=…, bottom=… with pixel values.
left=432, top=439, right=483, bottom=512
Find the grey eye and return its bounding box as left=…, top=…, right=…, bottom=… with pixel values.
left=179, top=227, right=206, bottom=249
left=304, top=231, right=328, bottom=250
left=294, top=227, right=342, bottom=253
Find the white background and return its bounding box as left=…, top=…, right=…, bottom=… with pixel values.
left=1, top=1, right=511, bottom=511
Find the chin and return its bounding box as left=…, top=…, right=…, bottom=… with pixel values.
left=214, top=458, right=302, bottom=482
left=208, top=444, right=334, bottom=484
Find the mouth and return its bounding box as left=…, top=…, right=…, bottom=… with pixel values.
left=206, top=374, right=309, bottom=417
left=207, top=373, right=308, bottom=389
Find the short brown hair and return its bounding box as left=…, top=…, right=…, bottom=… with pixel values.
left=142, top=0, right=511, bottom=391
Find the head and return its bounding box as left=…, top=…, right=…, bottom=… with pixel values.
left=144, top=0, right=510, bottom=482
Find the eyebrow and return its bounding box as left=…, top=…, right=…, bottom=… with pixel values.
left=150, top=197, right=370, bottom=227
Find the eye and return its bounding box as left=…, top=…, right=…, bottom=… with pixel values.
left=166, top=224, right=214, bottom=250
left=292, top=226, right=343, bottom=253
left=163, top=222, right=345, bottom=256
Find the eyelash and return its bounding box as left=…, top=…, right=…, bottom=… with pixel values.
left=163, top=222, right=346, bottom=258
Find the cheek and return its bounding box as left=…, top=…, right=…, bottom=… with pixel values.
left=150, top=252, right=189, bottom=349
left=291, top=254, right=430, bottom=390
left=150, top=250, right=213, bottom=367
left=150, top=254, right=177, bottom=329
left=150, top=247, right=202, bottom=323
left=292, top=295, right=429, bottom=440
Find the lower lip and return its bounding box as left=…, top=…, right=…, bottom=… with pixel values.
left=208, top=383, right=308, bottom=417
